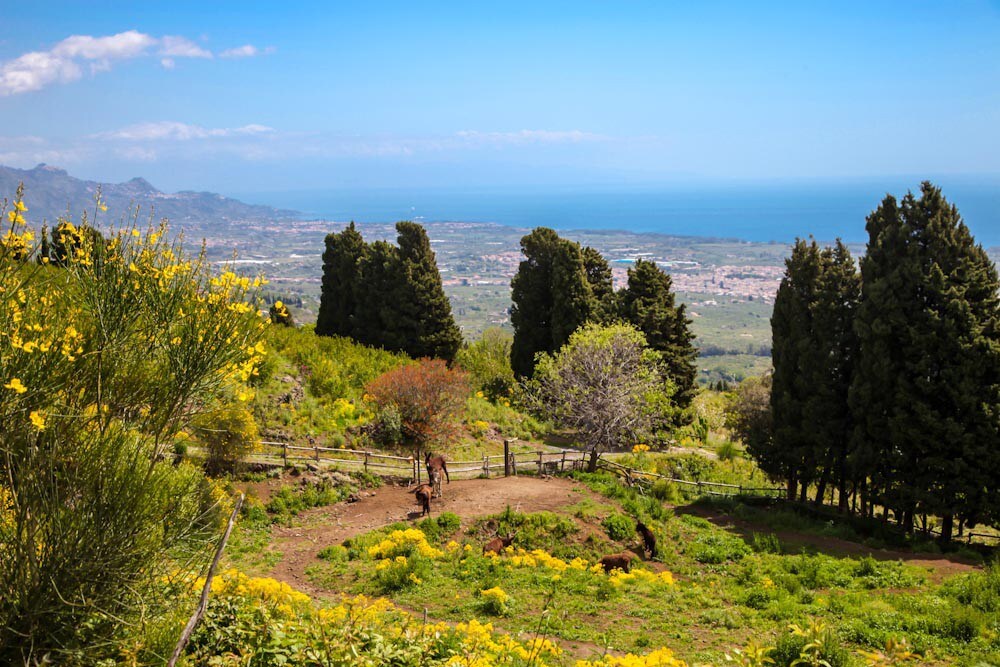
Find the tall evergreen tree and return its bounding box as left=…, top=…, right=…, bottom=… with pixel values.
left=353, top=240, right=403, bottom=351
left=619, top=258, right=698, bottom=407
left=395, top=221, right=463, bottom=361
left=316, top=222, right=365, bottom=337
left=770, top=239, right=824, bottom=500
left=582, top=245, right=616, bottom=322
left=853, top=184, right=1000, bottom=539
left=806, top=240, right=860, bottom=509
left=510, top=228, right=593, bottom=377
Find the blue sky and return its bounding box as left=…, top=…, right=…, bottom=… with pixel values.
left=1, top=1, right=999, bottom=195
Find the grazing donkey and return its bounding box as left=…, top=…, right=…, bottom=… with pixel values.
left=483, top=532, right=517, bottom=555
left=425, top=452, right=450, bottom=498
left=635, top=520, right=657, bottom=559
left=598, top=551, right=635, bottom=573
left=410, top=483, right=433, bottom=517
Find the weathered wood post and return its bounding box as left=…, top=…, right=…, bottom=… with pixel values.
left=314, top=443, right=320, bottom=463
left=282, top=442, right=288, bottom=467
left=483, top=455, right=490, bottom=478
left=537, top=450, right=543, bottom=475
left=503, top=440, right=511, bottom=477
left=364, top=451, right=369, bottom=474
left=561, top=451, right=566, bottom=472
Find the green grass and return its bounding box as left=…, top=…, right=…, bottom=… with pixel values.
left=303, top=472, right=1000, bottom=665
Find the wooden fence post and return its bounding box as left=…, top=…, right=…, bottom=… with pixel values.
left=364, top=452, right=369, bottom=474
left=483, top=455, right=490, bottom=478
left=282, top=442, right=287, bottom=467
left=503, top=440, right=511, bottom=477
left=537, top=451, right=543, bottom=475
left=415, top=450, right=421, bottom=485
left=561, top=451, right=566, bottom=472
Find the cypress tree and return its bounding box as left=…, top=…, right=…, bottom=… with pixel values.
left=619, top=258, right=698, bottom=408
left=353, top=240, right=403, bottom=350
left=770, top=239, right=824, bottom=500
left=806, top=240, right=860, bottom=509
left=852, top=183, right=1000, bottom=539
left=582, top=245, right=616, bottom=323
left=510, top=228, right=594, bottom=377
left=317, top=222, right=365, bottom=337
left=395, top=221, right=463, bottom=361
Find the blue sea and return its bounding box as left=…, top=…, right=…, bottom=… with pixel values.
left=249, top=180, right=1000, bottom=247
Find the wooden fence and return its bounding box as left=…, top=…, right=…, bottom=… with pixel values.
left=255, top=439, right=590, bottom=484
left=597, top=457, right=786, bottom=498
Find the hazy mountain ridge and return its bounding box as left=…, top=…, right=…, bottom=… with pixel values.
left=0, top=164, right=301, bottom=225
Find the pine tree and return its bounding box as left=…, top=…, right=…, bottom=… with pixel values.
left=510, top=228, right=593, bottom=377
left=619, top=258, right=698, bottom=408
left=316, top=222, right=365, bottom=337
left=395, top=221, right=463, bottom=361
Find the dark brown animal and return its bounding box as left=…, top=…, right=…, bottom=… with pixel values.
left=410, top=483, right=433, bottom=517
left=483, top=532, right=517, bottom=555
left=425, top=452, right=450, bottom=498
left=635, top=520, right=657, bottom=558
left=598, top=551, right=634, bottom=573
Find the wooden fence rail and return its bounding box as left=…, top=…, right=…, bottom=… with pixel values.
left=255, top=440, right=589, bottom=482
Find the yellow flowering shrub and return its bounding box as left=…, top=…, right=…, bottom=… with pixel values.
left=369, top=528, right=445, bottom=560
left=576, top=647, right=688, bottom=667
left=0, top=186, right=267, bottom=662
left=479, top=586, right=510, bottom=615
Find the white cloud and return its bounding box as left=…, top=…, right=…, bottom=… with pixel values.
left=455, top=129, right=606, bottom=145
left=94, top=121, right=275, bottom=141
left=0, top=31, right=254, bottom=96
left=220, top=44, right=274, bottom=59
left=158, top=35, right=212, bottom=59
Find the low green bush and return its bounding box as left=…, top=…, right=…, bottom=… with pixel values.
left=602, top=513, right=635, bottom=542
left=687, top=533, right=751, bottom=564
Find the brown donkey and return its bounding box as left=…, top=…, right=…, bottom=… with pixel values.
left=425, top=452, right=450, bottom=498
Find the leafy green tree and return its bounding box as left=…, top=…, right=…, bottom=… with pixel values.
left=317, top=222, right=365, bottom=337
left=510, top=228, right=594, bottom=377
left=851, top=183, right=1000, bottom=539
left=394, top=221, right=462, bottom=361
left=726, top=374, right=773, bottom=467
left=531, top=322, right=671, bottom=471
left=619, top=258, right=698, bottom=408
left=455, top=327, right=515, bottom=400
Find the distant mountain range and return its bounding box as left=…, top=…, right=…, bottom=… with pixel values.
left=0, top=164, right=301, bottom=225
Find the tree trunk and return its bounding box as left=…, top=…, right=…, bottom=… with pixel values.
left=940, top=514, right=954, bottom=544
left=786, top=476, right=797, bottom=502
left=587, top=448, right=599, bottom=473
left=814, top=466, right=831, bottom=506
left=798, top=479, right=809, bottom=503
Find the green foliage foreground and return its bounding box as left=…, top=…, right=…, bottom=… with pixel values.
left=0, top=188, right=266, bottom=663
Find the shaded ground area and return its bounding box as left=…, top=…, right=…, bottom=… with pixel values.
left=678, top=503, right=980, bottom=584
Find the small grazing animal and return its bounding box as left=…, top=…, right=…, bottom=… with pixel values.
left=635, top=520, right=657, bottom=558
left=483, top=532, right=517, bottom=555
left=598, top=551, right=635, bottom=573
left=410, top=483, right=433, bottom=517
left=425, top=452, right=450, bottom=498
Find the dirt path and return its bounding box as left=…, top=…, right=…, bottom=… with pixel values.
left=265, top=475, right=603, bottom=596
